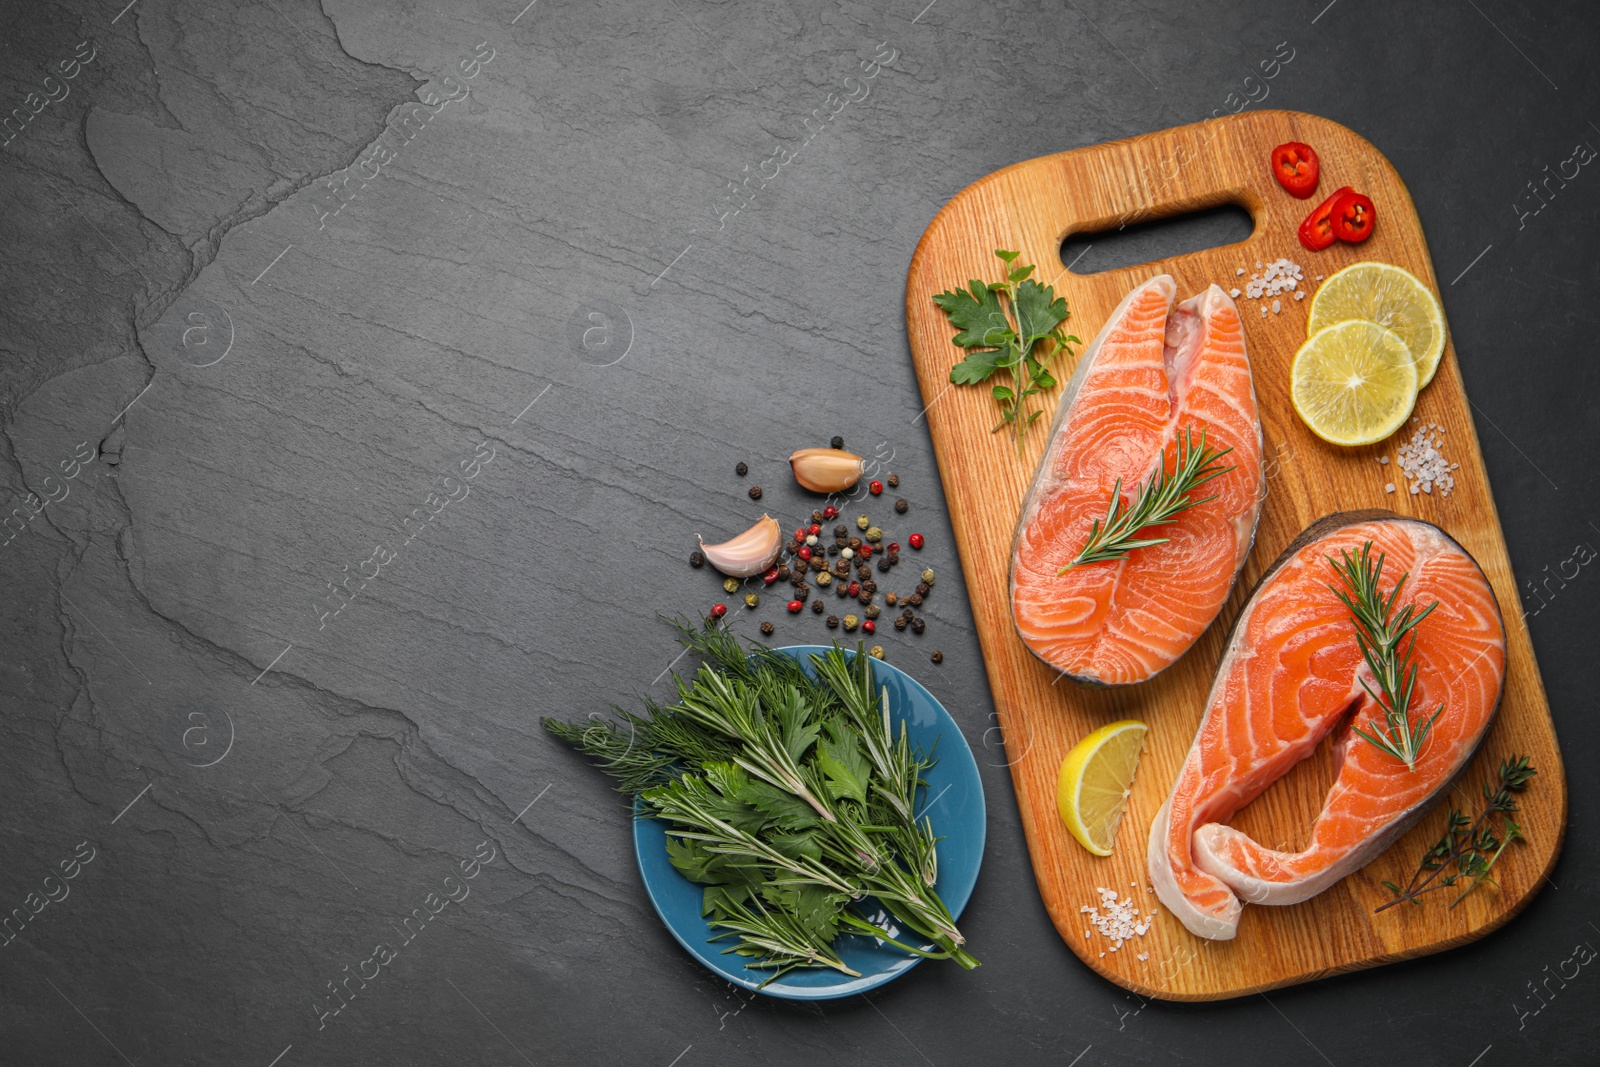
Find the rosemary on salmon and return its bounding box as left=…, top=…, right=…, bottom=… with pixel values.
left=543, top=622, right=978, bottom=979
left=1059, top=426, right=1234, bottom=572
left=1328, top=542, right=1443, bottom=770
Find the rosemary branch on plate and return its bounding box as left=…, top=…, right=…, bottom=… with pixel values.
left=1327, top=542, right=1443, bottom=771
left=1058, top=425, right=1234, bottom=573
left=543, top=621, right=979, bottom=979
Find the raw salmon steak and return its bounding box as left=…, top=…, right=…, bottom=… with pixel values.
left=1010, top=276, right=1263, bottom=686
left=1149, top=511, right=1507, bottom=940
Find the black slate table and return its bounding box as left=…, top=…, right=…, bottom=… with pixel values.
left=1, top=1, right=1596, bottom=1064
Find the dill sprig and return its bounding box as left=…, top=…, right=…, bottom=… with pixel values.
left=1328, top=542, right=1443, bottom=771
left=1378, top=754, right=1536, bottom=911
left=542, top=621, right=979, bottom=979
left=1059, top=425, right=1234, bottom=572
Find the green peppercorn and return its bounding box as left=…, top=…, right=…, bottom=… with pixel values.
left=736, top=461, right=748, bottom=477
left=748, top=485, right=763, bottom=500
left=760, top=621, right=774, bottom=636
left=921, top=568, right=935, bottom=585
left=894, top=498, right=908, bottom=514
left=826, top=615, right=840, bottom=629
left=843, top=614, right=859, bottom=632
left=723, top=577, right=740, bottom=594
left=856, top=515, right=870, bottom=531
left=931, top=650, right=943, bottom=664
left=865, top=604, right=880, bottom=619
left=887, top=474, right=899, bottom=488
left=869, top=645, right=885, bottom=659
left=817, top=571, right=833, bottom=587
left=744, top=593, right=760, bottom=609
left=865, top=526, right=883, bottom=543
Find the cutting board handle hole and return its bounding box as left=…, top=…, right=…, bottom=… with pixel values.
left=1059, top=203, right=1255, bottom=276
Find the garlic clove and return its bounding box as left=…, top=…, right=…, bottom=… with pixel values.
left=698, top=514, right=782, bottom=578
left=789, top=448, right=864, bottom=494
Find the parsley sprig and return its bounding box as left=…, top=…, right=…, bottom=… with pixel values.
left=543, top=622, right=978, bottom=979
left=933, top=249, right=1079, bottom=451
left=1378, top=755, right=1536, bottom=911
left=1328, top=543, right=1444, bottom=771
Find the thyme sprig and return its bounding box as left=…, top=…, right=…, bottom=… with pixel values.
left=1378, top=755, right=1536, bottom=912
left=1058, top=425, right=1234, bottom=572
left=1328, top=542, right=1443, bottom=770
left=543, top=621, right=979, bottom=980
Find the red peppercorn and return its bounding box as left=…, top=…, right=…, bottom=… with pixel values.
left=859, top=545, right=873, bottom=560
left=808, top=523, right=821, bottom=535
left=908, top=533, right=925, bottom=550
left=887, top=542, right=900, bottom=553
left=847, top=581, right=861, bottom=597
left=798, top=545, right=813, bottom=561
left=710, top=603, right=727, bottom=618
left=786, top=599, right=803, bottom=613
left=794, top=527, right=807, bottom=543
left=762, top=567, right=780, bottom=585
left=862, top=619, right=875, bottom=634
left=823, top=505, right=839, bottom=519
left=869, top=480, right=883, bottom=495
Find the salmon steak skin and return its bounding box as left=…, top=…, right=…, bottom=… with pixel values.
left=1148, top=511, right=1508, bottom=940
left=1010, top=275, right=1264, bottom=687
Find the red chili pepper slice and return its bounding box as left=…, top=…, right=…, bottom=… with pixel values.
left=1297, top=186, right=1351, bottom=251
left=1330, top=189, right=1376, bottom=243
left=1271, top=142, right=1320, bottom=199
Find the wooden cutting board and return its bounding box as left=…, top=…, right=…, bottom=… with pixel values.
left=904, top=109, right=1566, bottom=1000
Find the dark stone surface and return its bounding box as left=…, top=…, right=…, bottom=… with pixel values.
left=1, top=0, right=1595, bottom=1064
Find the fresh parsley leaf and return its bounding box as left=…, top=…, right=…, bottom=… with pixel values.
left=949, top=348, right=1002, bottom=385
left=1012, top=278, right=1069, bottom=348
left=932, top=281, right=1010, bottom=349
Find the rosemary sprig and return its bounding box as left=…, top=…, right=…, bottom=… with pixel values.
left=1058, top=425, right=1234, bottom=573
left=1328, top=542, right=1443, bottom=771
left=1377, top=755, right=1536, bottom=912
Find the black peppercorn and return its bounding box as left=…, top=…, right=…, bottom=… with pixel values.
left=862, top=580, right=877, bottom=594
left=830, top=435, right=844, bottom=449
left=760, top=621, right=774, bottom=636
left=812, top=598, right=824, bottom=614
left=865, top=604, right=881, bottom=619
left=887, top=474, right=899, bottom=488
left=748, top=485, right=763, bottom=499
left=826, top=615, right=840, bottom=629
left=916, top=581, right=931, bottom=596
left=736, top=461, right=748, bottom=477
left=877, top=558, right=891, bottom=573
left=907, top=593, right=924, bottom=606
left=931, top=650, right=943, bottom=664
left=894, top=498, right=908, bottom=514
left=834, top=524, right=848, bottom=537
left=911, top=618, right=926, bottom=635
left=856, top=565, right=871, bottom=580
left=689, top=550, right=706, bottom=568
left=810, top=557, right=827, bottom=572
left=849, top=537, right=863, bottom=550
left=894, top=617, right=908, bottom=631
left=827, top=545, right=839, bottom=556
left=858, top=593, right=873, bottom=606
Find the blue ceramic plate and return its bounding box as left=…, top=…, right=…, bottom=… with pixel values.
left=632, top=645, right=985, bottom=1000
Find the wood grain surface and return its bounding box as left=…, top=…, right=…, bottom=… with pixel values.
left=904, top=109, right=1567, bottom=1000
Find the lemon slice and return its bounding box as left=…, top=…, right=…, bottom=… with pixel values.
left=1291, top=321, right=1418, bottom=447
left=1308, top=262, right=1447, bottom=388
left=1057, top=720, right=1148, bottom=857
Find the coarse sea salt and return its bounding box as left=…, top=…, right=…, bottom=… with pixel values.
left=1079, top=886, right=1156, bottom=953
left=1242, top=257, right=1305, bottom=301
left=1394, top=423, right=1459, bottom=498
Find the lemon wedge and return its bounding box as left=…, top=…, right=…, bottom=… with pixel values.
left=1057, top=720, right=1148, bottom=857
left=1308, top=262, right=1447, bottom=388
left=1291, top=321, right=1418, bottom=447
